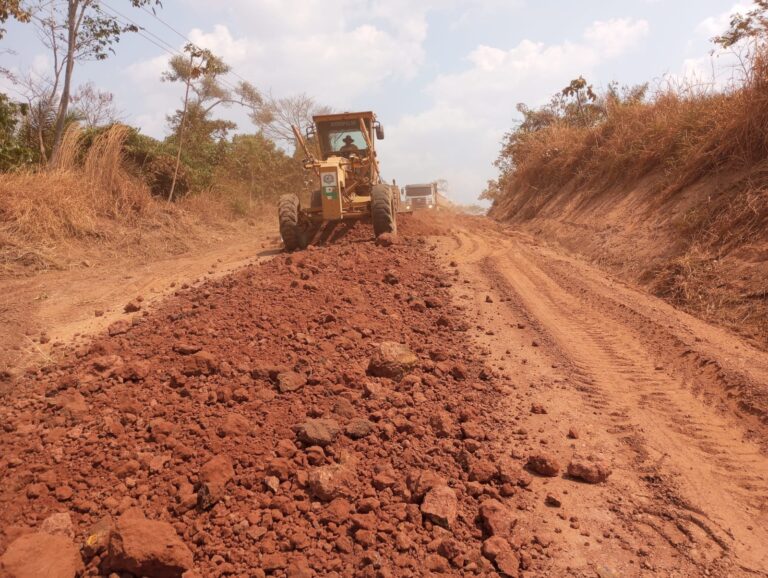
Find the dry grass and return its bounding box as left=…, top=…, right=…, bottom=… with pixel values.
left=497, top=51, right=768, bottom=219
left=0, top=125, right=154, bottom=243
left=0, top=125, right=274, bottom=275
left=490, top=51, right=768, bottom=348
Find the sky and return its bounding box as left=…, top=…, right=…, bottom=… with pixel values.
left=0, top=0, right=753, bottom=204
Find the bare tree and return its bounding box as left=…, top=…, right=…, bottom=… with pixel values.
left=12, top=70, right=59, bottom=161
left=20, top=0, right=162, bottom=166
left=71, top=81, right=120, bottom=127
left=251, top=92, right=331, bottom=146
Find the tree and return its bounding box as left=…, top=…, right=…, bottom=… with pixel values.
left=12, top=70, right=60, bottom=162
left=162, top=43, right=263, bottom=201
left=0, top=0, right=31, bottom=38
left=71, top=81, right=120, bottom=127
left=0, top=92, right=35, bottom=169
left=714, top=0, right=768, bottom=48
left=219, top=133, right=304, bottom=205
left=251, top=92, right=331, bottom=147
left=23, top=0, right=162, bottom=165
left=560, top=76, right=599, bottom=127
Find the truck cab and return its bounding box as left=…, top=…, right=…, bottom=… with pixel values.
left=403, top=183, right=437, bottom=210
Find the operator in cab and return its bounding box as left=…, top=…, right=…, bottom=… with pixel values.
left=339, top=135, right=359, bottom=157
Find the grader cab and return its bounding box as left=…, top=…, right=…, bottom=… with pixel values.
left=278, top=111, right=399, bottom=250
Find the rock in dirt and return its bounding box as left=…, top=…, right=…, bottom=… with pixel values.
left=421, top=485, right=458, bottom=528
left=308, top=463, right=354, bottom=502
left=218, top=413, right=251, bottom=437
left=276, top=371, right=306, bottom=393
left=526, top=453, right=560, bottom=477
left=367, top=341, right=418, bottom=379
left=530, top=403, right=547, bottom=415
left=40, top=512, right=74, bottom=538
left=469, top=458, right=498, bottom=483
left=497, top=457, right=532, bottom=488
left=345, top=418, right=374, bottom=439
left=124, top=301, right=142, bottom=313
left=83, top=516, right=114, bottom=559
left=105, top=509, right=194, bottom=577
left=108, top=320, right=131, bottom=336
left=295, top=419, right=340, bottom=447
left=567, top=456, right=611, bottom=484
left=407, top=470, right=446, bottom=500
left=375, top=232, right=397, bottom=247
left=0, top=532, right=83, bottom=578
left=180, top=351, right=217, bottom=377
left=479, top=499, right=516, bottom=537
left=173, top=342, right=202, bottom=355
left=197, top=454, right=234, bottom=510
left=545, top=493, right=562, bottom=508
left=482, top=536, right=520, bottom=577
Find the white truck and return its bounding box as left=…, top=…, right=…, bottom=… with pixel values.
left=402, top=183, right=437, bottom=211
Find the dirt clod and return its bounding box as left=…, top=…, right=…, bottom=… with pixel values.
left=527, top=453, right=560, bottom=477
left=421, top=485, right=458, bottom=528
left=105, top=509, right=194, bottom=577
left=0, top=532, right=83, bottom=578
left=567, top=456, right=611, bottom=484
left=367, top=341, right=419, bottom=379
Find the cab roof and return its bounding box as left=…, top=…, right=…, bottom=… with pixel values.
left=313, top=111, right=376, bottom=123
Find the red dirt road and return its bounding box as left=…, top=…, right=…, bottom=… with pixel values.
left=1, top=212, right=767, bottom=577
left=434, top=215, right=768, bottom=576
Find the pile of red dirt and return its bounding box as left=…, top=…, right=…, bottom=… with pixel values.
left=0, top=223, right=545, bottom=577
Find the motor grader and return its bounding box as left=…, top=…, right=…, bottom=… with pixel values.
left=278, top=111, right=399, bottom=250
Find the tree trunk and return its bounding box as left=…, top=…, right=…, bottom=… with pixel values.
left=168, top=55, right=194, bottom=203
left=49, top=0, right=79, bottom=167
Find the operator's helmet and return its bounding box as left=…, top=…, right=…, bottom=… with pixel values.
left=343, top=135, right=355, bottom=144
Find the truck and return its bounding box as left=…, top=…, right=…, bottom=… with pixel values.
left=402, top=183, right=437, bottom=211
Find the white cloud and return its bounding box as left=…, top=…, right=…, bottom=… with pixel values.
left=188, top=25, right=253, bottom=66
left=584, top=18, right=650, bottom=57
left=384, top=18, right=650, bottom=201
left=696, top=2, right=752, bottom=38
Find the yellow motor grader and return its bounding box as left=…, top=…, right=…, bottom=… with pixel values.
left=278, top=111, right=399, bottom=250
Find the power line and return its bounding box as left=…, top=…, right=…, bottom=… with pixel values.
left=97, top=2, right=246, bottom=96
left=136, top=3, right=253, bottom=86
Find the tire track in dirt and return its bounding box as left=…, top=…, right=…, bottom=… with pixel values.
left=434, top=218, right=768, bottom=576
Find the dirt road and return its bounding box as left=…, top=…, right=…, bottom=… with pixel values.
left=0, top=212, right=766, bottom=577
left=0, top=230, right=282, bottom=377
left=435, top=215, right=768, bottom=576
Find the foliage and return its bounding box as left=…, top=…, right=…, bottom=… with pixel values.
left=216, top=133, right=305, bottom=204
left=0, top=0, right=30, bottom=38
left=0, top=92, right=35, bottom=169
left=714, top=0, right=768, bottom=48
left=20, top=0, right=162, bottom=162
left=162, top=43, right=263, bottom=201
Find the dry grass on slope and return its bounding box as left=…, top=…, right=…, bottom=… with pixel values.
left=489, top=53, right=768, bottom=347
left=0, top=126, right=272, bottom=275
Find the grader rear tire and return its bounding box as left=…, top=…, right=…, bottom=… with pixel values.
left=278, top=194, right=303, bottom=251
left=372, top=184, right=396, bottom=237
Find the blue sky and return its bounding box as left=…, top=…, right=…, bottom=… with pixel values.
left=0, top=0, right=750, bottom=203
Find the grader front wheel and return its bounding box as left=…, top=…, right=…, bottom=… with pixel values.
left=372, top=184, right=396, bottom=237
left=278, top=194, right=303, bottom=251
